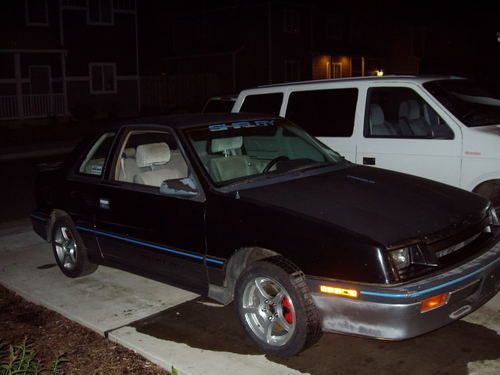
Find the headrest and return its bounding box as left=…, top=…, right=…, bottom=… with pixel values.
left=211, top=136, right=243, bottom=153
left=399, top=100, right=420, bottom=120
left=123, top=147, right=135, bottom=158
left=369, top=104, right=385, bottom=126
left=136, top=142, right=171, bottom=168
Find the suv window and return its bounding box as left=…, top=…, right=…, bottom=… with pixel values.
left=365, top=87, right=454, bottom=139
left=78, top=132, right=115, bottom=176
left=240, top=93, right=283, bottom=116
left=286, top=88, right=358, bottom=137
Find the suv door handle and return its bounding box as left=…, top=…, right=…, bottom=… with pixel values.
left=363, top=157, right=376, bottom=166
left=99, top=198, right=110, bottom=210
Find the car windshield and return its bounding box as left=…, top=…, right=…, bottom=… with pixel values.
left=423, top=79, right=500, bottom=127
left=185, top=118, right=343, bottom=186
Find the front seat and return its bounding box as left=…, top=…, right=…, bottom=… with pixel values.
left=208, top=136, right=257, bottom=182
left=134, top=142, right=187, bottom=187
left=369, top=104, right=398, bottom=136
left=398, top=100, right=430, bottom=137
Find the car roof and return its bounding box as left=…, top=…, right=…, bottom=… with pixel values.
left=254, top=75, right=467, bottom=89
left=114, top=113, right=277, bottom=131
left=206, top=95, right=237, bottom=101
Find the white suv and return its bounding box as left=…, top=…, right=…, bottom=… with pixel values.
left=232, top=76, right=500, bottom=211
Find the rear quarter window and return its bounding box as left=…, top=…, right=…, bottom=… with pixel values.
left=240, top=93, right=283, bottom=116
left=285, top=88, right=358, bottom=137
left=78, top=132, right=116, bottom=176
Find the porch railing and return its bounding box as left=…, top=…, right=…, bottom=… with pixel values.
left=0, top=94, right=66, bottom=120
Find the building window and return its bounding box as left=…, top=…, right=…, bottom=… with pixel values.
left=283, top=10, right=300, bottom=34
left=25, top=0, right=48, bottom=26
left=284, top=60, right=301, bottom=82
left=90, top=63, right=116, bottom=94
left=88, top=0, right=113, bottom=25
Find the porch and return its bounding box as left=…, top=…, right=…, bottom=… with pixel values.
left=0, top=94, right=66, bottom=120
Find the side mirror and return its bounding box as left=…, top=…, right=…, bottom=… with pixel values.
left=160, top=176, right=199, bottom=198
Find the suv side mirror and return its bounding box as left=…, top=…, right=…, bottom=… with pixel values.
left=160, top=176, right=199, bottom=198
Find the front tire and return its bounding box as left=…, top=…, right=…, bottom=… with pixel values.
left=51, top=217, right=98, bottom=278
left=235, top=256, right=322, bottom=357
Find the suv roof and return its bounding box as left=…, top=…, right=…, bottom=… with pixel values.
left=255, top=75, right=466, bottom=89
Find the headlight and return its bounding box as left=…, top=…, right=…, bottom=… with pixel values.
left=390, top=248, right=411, bottom=270
left=489, top=205, right=499, bottom=226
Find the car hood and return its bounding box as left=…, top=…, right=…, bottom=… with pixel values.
left=238, top=165, right=489, bottom=247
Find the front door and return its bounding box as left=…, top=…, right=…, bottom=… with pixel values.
left=356, top=85, right=462, bottom=187
left=95, top=128, right=209, bottom=292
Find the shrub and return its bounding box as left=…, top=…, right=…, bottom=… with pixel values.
left=0, top=339, right=67, bottom=375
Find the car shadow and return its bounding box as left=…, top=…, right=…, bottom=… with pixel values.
left=132, top=297, right=500, bottom=375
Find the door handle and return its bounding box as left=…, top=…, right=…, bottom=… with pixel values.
left=99, top=198, right=110, bottom=210
left=363, top=157, right=376, bottom=166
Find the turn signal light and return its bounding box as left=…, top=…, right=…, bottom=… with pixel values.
left=420, top=293, right=449, bottom=313
left=320, top=285, right=358, bottom=298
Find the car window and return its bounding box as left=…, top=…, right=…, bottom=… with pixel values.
left=114, top=130, right=189, bottom=188
left=240, top=93, right=283, bottom=116
left=78, top=132, right=116, bottom=176
left=185, top=118, right=343, bottom=186
left=285, top=88, right=357, bottom=137
left=365, top=87, right=454, bottom=139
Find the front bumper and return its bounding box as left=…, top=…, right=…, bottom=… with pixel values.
left=308, top=241, right=500, bottom=340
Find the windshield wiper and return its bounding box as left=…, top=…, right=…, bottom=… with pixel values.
left=286, top=161, right=337, bottom=174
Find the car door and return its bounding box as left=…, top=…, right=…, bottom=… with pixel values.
left=94, top=127, right=209, bottom=293
left=65, top=131, right=117, bottom=261
left=356, top=85, right=462, bottom=186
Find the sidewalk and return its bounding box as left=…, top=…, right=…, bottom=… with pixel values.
left=0, top=225, right=303, bottom=375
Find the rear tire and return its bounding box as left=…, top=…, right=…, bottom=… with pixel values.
left=51, top=217, right=98, bottom=278
left=235, top=256, right=322, bottom=357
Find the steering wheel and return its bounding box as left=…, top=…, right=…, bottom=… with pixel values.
left=262, top=156, right=290, bottom=173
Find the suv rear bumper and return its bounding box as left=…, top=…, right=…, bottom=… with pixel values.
left=308, top=241, right=500, bottom=340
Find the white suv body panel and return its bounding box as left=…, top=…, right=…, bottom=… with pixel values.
left=232, top=76, right=500, bottom=196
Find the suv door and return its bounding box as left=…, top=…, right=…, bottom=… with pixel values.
left=357, top=85, right=462, bottom=186
left=94, top=127, right=209, bottom=293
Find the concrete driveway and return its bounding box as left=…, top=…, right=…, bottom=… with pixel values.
left=1, top=223, right=500, bottom=375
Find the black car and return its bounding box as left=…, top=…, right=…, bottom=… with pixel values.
left=31, top=114, right=500, bottom=357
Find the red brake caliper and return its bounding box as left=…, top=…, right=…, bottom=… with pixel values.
left=281, top=296, right=293, bottom=324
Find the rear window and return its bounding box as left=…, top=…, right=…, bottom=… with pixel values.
left=240, top=93, right=283, bottom=116
left=285, top=88, right=358, bottom=136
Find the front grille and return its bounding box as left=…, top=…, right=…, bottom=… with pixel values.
left=395, top=218, right=495, bottom=282
left=434, top=232, right=482, bottom=259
